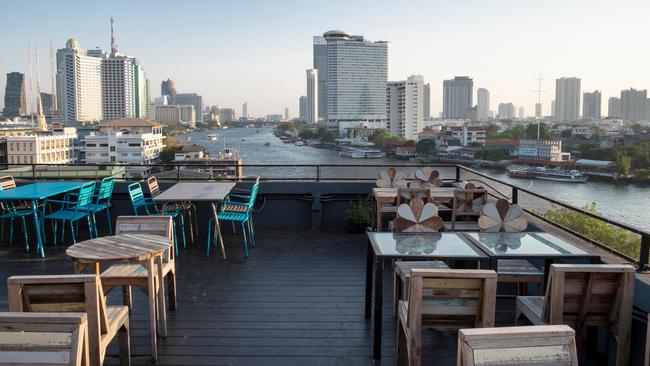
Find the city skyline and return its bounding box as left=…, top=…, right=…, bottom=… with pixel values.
left=1, top=0, right=649, bottom=117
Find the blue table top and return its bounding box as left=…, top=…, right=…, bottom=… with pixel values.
left=0, top=182, right=85, bottom=201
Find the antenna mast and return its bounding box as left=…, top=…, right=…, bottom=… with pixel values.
left=533, top=72, right=546, bottom=139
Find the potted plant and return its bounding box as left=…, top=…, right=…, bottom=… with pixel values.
left=343, top=197, right=372, bottom=233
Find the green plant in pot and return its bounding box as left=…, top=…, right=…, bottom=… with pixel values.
left=343, top=197, right=372, bottom=233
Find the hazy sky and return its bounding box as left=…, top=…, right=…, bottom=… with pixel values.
left=2, top=0, right=649, bottom=118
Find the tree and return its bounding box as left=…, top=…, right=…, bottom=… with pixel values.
left=560, top=129, right=572, bottom=138
left=631, top=123, right=644, bottom=134
left=318, top=128, right=336, bottom=143
left=370, top=131, right=403, bottom=147
left=525, top=123, right=552, bottom=139
left=416, top=139, right=436, bottom=155
left=500, top=125, right=527, bottom=140
left=485, top=124, right=499, bottom=139
left=160, top=145, right=183, bottom=163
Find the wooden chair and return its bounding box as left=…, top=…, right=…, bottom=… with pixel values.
left=396, top=268, right=497, bottom=366
left=446, top=183, right=487, bottom=231
left=7, top=274, right=130, bottom=366
left=0, top=312, right=90, bottom=366
left=516, top=264, right=635, bottom=366
left=101, top=215, right=177, bottom=310
left=457, top=325, right=578, bottom=366
left=396, top=188, right=431, bottom=205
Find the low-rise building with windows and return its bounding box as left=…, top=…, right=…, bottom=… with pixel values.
left=7, top=127, right=77, bottom=165
left=518, top=139, right=571, bottom=163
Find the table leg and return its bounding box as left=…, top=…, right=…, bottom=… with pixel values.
left=372, top=196, right=378, bottom=231
left=544, top=259, right=552, bottom=287
left=364, top=238, right=373, bottom=319
left=210, top=202, right=226, bottom=260
left=74, top=262, right=99, bottom=274
left=155, top=255, right=167, bottom=337
left=31, top=201, right=43, bottom=257
left=373, top=256, right=383, bottom=360
left=143, top=258, right=158, bottom=361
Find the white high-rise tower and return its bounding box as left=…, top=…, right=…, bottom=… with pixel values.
left=386, top=75, right=424, bottom=140
left=476, top=88, right=490, bottom=121
left=554, top=77, right=581, bottom=122
left=306, top=69, right=318, bottom=124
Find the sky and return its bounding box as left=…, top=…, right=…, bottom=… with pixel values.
left=2, top=0, right=649, bottom=118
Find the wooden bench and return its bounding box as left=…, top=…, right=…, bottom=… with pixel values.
left=457, top=325, right=578, bottom=366
left=393, top=260, right=449, bottom=317
left=396, top=268, right=497, bottom=366
left=516, top=264, right=635, bottom=366
left=7, top=274, right=130, bottom=366
left=0, top=312, right=89, bottom=366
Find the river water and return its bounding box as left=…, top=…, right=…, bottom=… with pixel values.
left=186, top=127, right=649, bottom=228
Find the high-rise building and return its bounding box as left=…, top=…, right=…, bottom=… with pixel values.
left=324, top=30, right=388, bottom=135
left=101, top=56, right=137, bottom=120
left=476, top=88, right=490, bottom=121
left=152, top=105, right=195, bottom=127
left=299, top=96, right=307, bottom=121
left=40, top=92, right=54, bottom=122
left=161, top=79, right=176, bottom=99
left=219, top=108, right=235, bottom=122
left=306, top=69, right=318, bottom=124
left=242, top=102, right=248, bottom=119
left=3, top=72, right=27, bottom=118
left=56, top=39, right=103, bottom=122
left=423, top=83, right=431, bottom=119
left=535, top=103, right=543, bottom=118
left=608, top=97, right=621, bottom=118
left=497, top=103, right=515, bottom=119
left=386, top=75, right=424, bottom=140
left=313, top=36, right=328, bottom=121
left=284, top=108, right=289, bottom=120
left=554, top=77, right=581, bottom=122
left=582, top=90, right=601, bottom=120
left=518, top=106, right=525, bottom=120
left=443, top=76, right=473, bottom=119
left=172, top=93, right=203, bottom=123
left=620, top=88, right=648, bottom=122
left=551, top=100, right=556, bottom=118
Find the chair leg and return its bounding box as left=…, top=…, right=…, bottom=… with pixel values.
left=241, top=222, right=249, bottom=257
left=186, top=209, right=194, bottom=244
left=9, top=217, right=14, bottom=243
left=206, top=219, right=212, bottom=256
left=122, top=286, right=133, bottom=311
left=396, top=318, right=408, bottom=366
left=247, top=219, right=255, bottom=248
left=70, top=221, right=76, bottom=244
left=21, top=216, right=28, bottom=251
left=87, top=216, right=95, bottom=239
left=172, top=221, right=179, bottom=257
left=167, top=270, right=177, bottom=311
left=118, top=320, right=131, bottom=366
left=53, top=220, right=58, bottom=246
left=179, top=214, right=187, bottom=249
left=106, top=207, right=112, bottom=235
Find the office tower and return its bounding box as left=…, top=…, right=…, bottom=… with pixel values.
left=3, top=72, right=27, bottom=118
left=608, top=97, right=621, bottom=118
left=476, top=88, right=490, bottom=121
left=324, top=30, right=388, bottom=133
left=161, top=79, right=176, bottom=99
left=299, top=96, right=307, bottom=121
left=152, top=105, right=195, bottom=127
left=40, top=92, right=54, bottom=121
left=386, top=75, right=424, bottom=140
left=101, top=56, right=137, bottom=120
left=551, top=100, right=556, bottom=118
left=56, top=39, right=104, bottom=122
left=242, top=102, right=248, bottom=119
left=554, top=77, right=581, bottom=122
left=443, top=76, right=473, bottom=119
left=620, top=88, right=648, bottom=122
left=535, top=103, right=543, bottom=118
left=284, top=108, right=289, bottom=119
left=423, top=83, right=431, bottom=118
left=518, top=106, right=525, bottom=119
left=306, top=69, right=318, bottom=124
left=173, top=93, right=204, bottom=123
left=219, top=108, right=235, bottom=122
left=497, top=103, right=515, bottom=119
left=582, top=90, right=601, bottom=120
left=313, top=35, right=328, bottom=120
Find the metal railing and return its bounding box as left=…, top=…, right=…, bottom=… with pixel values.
left=3, top=162, right=649, bottom=269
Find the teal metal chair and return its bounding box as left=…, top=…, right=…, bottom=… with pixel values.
left=206, top=181, right=259, bottom=257
left=127, top=182, right=185, bottom=255
left=87, top=176, right=116, bottom=235
left=43, top=181, right=96, bottom=245
left=0, top=185, right=32, bottom=250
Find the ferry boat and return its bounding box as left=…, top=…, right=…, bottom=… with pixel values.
left=339, top=146, right=386, bottom=159
left=506, top=165, right=588, bottom=183
left=264, top=142, right=271, bottom=147
left=294, top=140, right=304, bottom=146
left=208, top=134, right=218, bottom=141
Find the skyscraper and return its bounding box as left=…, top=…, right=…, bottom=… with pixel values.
left=620, top=88, right=648, bottom=122
left=3, top=72, right=27, bottom=118
left=313, top=36, right=328, bottom=121
left=101, top=55, right=137, bottom=120
left=476, top=88, right=490, bottom=121
left=56, top=39, right=103, bottom=122
left=608, top=97, right=621, bottom=118
left=582, top=90, right=601, bottom=120
left=554, top=77, right=581, bottom=122
left=518, top=106, right=525, bottom=120
left=299, top=96, right=307, bottom=121
left=242, top=102, right=248, bottom=119
left=386, top=75, right=424, bottom=140
left=443, top=76, right=473, bottom=119
left=306, top=69, right=319, bottom=124
left=497, top=103, right=515, bottom=119
left=40, top=92, right=54, bottom=122
left=284, top=107, right=289, bottom=120
left=161, top=79, right=176, bottom=99
left=423, top=83, right=431, bottom=119
left=324, top=30, right=388, bottom=134
left=173, top=94, right=203, bottom=123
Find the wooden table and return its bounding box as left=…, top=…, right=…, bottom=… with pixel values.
left=66, top=234, right=173, bottom=361
left=371, top=187, right=456, bottom=230
left=153, top=182, right=235, bottom=259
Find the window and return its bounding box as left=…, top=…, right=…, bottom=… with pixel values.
left=110, top=146, right=116, bottom=152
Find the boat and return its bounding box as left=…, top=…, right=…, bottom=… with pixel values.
left=208, top=134, right=218, bottom=141
left=294, top=141, right=304, bottom=146
left=264, top=142, right=271, bottom=147
left=339, top=146, right=386, bottom=159
left=187, top=137, right=192, bottom=141
left=506, top=165, right=588, bottom=183
left=241, top=138, right=245, bottom=142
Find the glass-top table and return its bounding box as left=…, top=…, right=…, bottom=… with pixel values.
left=464, top=232, right=590, bottom=257
left=364, top=232, right=487, bottom=360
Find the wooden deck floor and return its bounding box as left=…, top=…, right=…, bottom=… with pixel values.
left=0, top=228, right=571, bottom=365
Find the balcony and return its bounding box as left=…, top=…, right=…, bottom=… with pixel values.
left=0, top=164, right=649, bottom=365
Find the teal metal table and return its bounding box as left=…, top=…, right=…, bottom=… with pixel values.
left=0, top=181, right=84, bottom=257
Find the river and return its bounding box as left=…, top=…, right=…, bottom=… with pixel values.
left=185, top=127, right=650, bottom=229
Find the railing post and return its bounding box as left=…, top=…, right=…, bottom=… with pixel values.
left=316, top=165, right=320, bottom=182
left=176, top=165, right=180, bottom=182
left=640, top=234, right=650, bottom=272
left=512, top=187, right=518, bottom=204
left=455, top=165, right=460, bottom=182
left=32, top=164, right=36, bottom=181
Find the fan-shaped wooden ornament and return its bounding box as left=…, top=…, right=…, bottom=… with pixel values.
left=376, top=168, right=408, bottom=188
left=478, top=198, right=527, bottom=232
left=393, top=198, right=443, bottom=233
